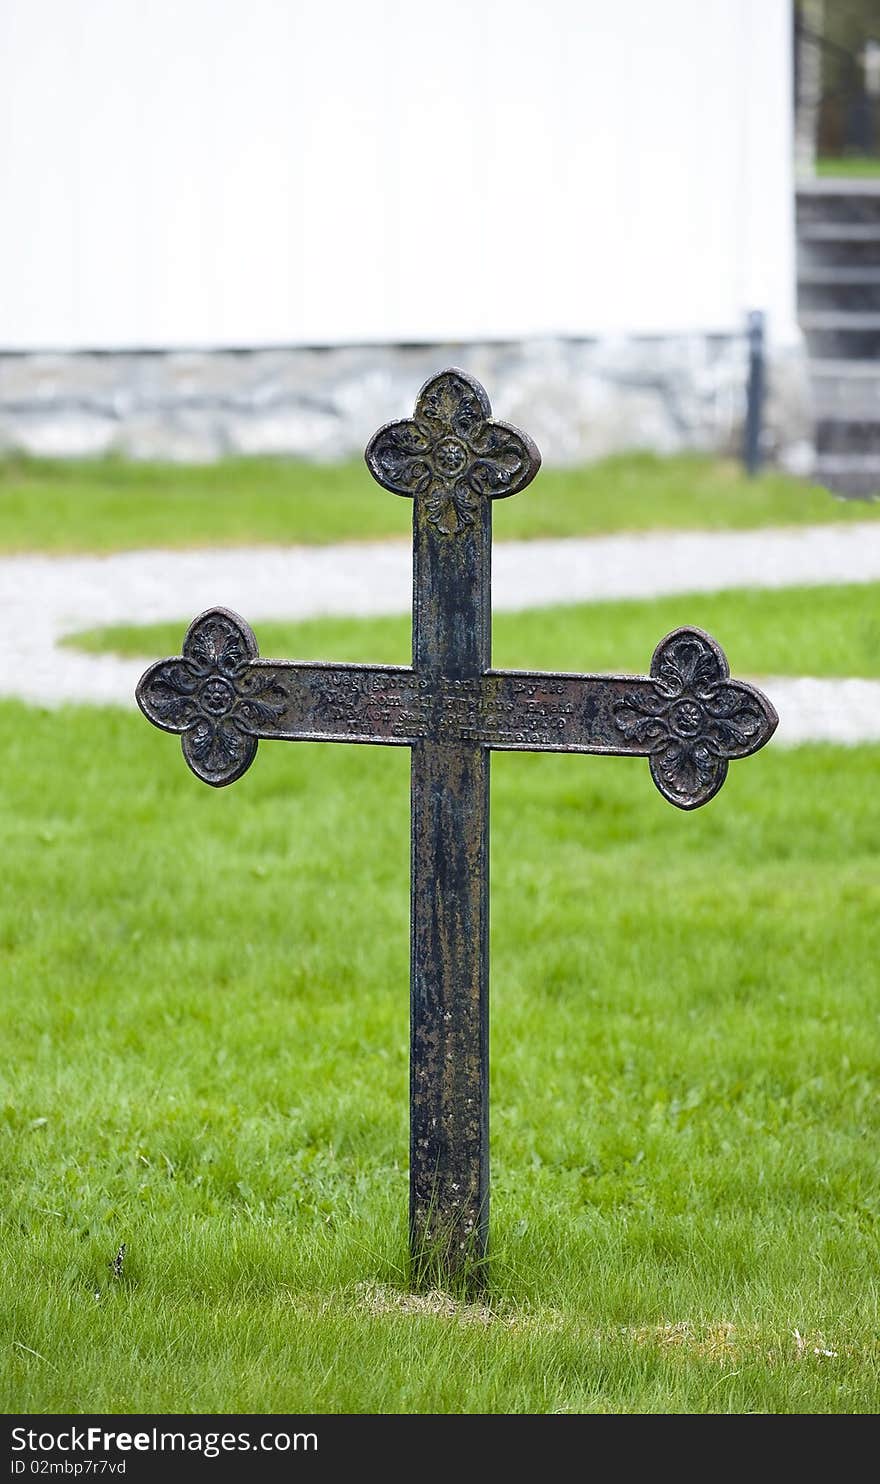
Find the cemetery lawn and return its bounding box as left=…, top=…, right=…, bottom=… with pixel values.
left=2, top=685, right=879, bottom=1412
left=816, top=157, right=880, bottom=178
left=65, top=580, right=880, bottom=681
left=1, top=451, right=879, bottom=552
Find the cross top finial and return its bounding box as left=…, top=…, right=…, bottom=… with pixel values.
left=365, top=368, right=541, bottom=537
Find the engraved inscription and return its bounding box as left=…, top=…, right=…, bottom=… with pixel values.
left=436, top=677, right=574, bottom=746
left=307, top=670, right=578, bottom=746
left=313, top=670, right=432, bottom=738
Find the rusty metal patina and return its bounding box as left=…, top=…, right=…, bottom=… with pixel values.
left=137, top=368, right=778, bottom=1288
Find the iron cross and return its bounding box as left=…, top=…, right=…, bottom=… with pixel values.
left=136, top=369, right=778, bottom=1287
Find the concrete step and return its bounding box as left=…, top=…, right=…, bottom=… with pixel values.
left=810, top=358, right=880, bottom=419
left=816, top=417, right=880, bottom=455
left=800, top=310, right=880, bottom=329
left=801, top=265, right=880, bottom=281
left=798, top=221, right=880, bottom=241
left=799, top=237, right=880, bottom=270
left=797, top=178, right=880, bottom=193
left=812, top=453, right=880, bottom=497
left=798, top=277, right=880, bottom=312
left=800, top=312, right=880, bottom=358
left=797, top=184, right=880, bottom=282
left=797, top=180, right=880, bottom=225
left=798, top=266, right=880, bottom=284
left=798, top=220, right=880, bottom=271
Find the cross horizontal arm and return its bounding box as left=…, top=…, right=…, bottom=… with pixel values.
left=138, top=653, right=420, bottom=747
left=482, top=654, right=776, bottom=807
left=134, top=606, right=423, bottom=784
left=137, top=610, right=776, bottom=808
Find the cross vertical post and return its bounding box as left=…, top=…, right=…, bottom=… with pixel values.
left=370, top=370, right=541, bottom=1281
left=409, top=478, right=492, bottom=1278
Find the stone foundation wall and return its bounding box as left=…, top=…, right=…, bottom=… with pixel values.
left=0, top=335, right=814, bottom=472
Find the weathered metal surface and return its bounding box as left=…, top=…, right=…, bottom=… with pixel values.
left=137, top=619, right=776, bottom=810
left=136, top=367, right=779, bottom=1287
left=365, top=366, right=540, bottom=539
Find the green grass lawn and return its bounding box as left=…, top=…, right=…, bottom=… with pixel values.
left=3, top=453, right=879, bottom=1413
left=65, top=581, right=880, bottom=681
left=1, top=451, right=877, bottom=553
left=816, top=157, right=880, bottom=179
left=2, top=661, right=879, bottom=1412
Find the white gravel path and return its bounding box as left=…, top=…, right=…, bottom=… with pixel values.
left=2, top=522, right=879, bottom=744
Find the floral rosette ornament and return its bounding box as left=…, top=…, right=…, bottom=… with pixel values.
left=135, top=608, right=286, bottom=786
left=365, top=368, right=541, bottom=536
left=614, top=627, right=778, bottom=809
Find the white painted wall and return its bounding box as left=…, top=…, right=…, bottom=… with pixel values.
left=0, top=0, right=796, bottom=349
